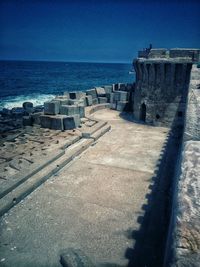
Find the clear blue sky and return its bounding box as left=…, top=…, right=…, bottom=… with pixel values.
left=0, top=0, right=200, bottom=63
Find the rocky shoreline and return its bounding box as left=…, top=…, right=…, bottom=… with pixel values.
left=0, top=82, right=134, bottom=217
left=0, top=83, right=133, bottom=134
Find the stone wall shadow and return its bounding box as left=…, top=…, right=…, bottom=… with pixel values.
left=122, top=101, right=185, bottom=267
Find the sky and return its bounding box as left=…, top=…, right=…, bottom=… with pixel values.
left=0, top=0, right=200, bottom=63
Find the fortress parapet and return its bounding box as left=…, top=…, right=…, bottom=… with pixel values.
left=138, top=47, right=200, bottom=62
left=133, top=47, right=200, bottom=127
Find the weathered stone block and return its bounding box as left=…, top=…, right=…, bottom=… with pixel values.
left=31, top=112, right=42, bottom=125
left=63, top=114, right=80, bottom=130
left=109, top=93, right=115, bottom=103
left=22, top=102, right=34, bottom=113
left=44, top=101, right=60, bottom=115
left=110, top=103, right=117, bottom=110
left=69, top=91, right=86, bottom=100
left=86, top=88, right=97, bottom=99
left=1, top=108, right=11, bottom=116
left=67, top=99, right=79, bottom=105
left=51, top=116, right=64, bottom=130
left=113, top=83, right=118, bottom=91
left=116, top=101, right=128, bottom=112
left=106, top=94, right=111, bottom=102
left=92, top=98, right=98, bottom=105
left=59, top=105, right=69, bottom=115
left=60, top=105, right=79, bottom=116
left=11, top=107, right=25, bottom=117
left=114, top=91, right=128, bottom=102
left=80, top=97, right=87, bottom=107
left=55, top=96, right=70, bottom=106
left=119, top=83, right=126, bottom=91
left=56, top=95, right=69, bottom=99
left=86, top=95, right=93, bottom=106
left=23, top=116, right=33, bottom=126
left=60, top=99, right=70, bottom=106
left=104, top=85, right=113, bottom=94
left=40, top=115, right=67, bottom=130
left=63, top=92, right=70, bottom=98
left=149, top=48, right=167, bottom=58
left=95, top=87, right=106, bottom=97
left=98, top=97, right=108, bottom=104
left=40, top=115, right=52, bottom=129
left=114, top=92, right=121, bottom=101
left=78, top=104, right=85, bottom=118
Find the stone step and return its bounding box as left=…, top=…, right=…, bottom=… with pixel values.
left=0, top=138, right=93, bottom=217
left=90, top=124, right=111, bottom=141
left=0, top=135, right=81, bottom=200
left=81, top=121, right=108, bottom=138
left=0, top=123, right=110, bottom=217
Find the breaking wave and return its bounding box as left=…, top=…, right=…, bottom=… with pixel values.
left=0, top=93, right=56, bottom=110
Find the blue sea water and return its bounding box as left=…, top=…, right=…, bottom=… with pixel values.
left=0, top=60, right=134, bottom=110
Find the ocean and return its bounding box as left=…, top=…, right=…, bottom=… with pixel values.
left=0, top=60, right=134, bottom=110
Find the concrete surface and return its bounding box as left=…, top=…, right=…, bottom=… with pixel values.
left=0, top=109, right=169, bottom=267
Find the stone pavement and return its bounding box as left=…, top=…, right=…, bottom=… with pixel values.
left=0, top=109, right=168, bottom=267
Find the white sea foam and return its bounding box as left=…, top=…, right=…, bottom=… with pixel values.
left=0, top=94, right=56, bottom=110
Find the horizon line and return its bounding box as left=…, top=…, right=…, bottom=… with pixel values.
left=0, top=58, right=131, bottom=64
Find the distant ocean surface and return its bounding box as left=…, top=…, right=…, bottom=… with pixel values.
left=0, top=60, right=134, bottom=110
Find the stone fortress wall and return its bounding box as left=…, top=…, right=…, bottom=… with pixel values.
left=164, top=64, right=200, bottom=267
left=134, top=47, right=200, bottom=266
left=133, top=48, right=200, bottom=127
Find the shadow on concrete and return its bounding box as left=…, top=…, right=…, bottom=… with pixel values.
left=124, top=100, right=185, bottom=267
left=119, top=112, right=150, bottom=126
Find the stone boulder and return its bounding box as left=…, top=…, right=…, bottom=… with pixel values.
left=22, top=102, right=34, bottom=113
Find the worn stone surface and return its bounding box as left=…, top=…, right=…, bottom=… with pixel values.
left=133, top=53, right=194, bottom=126
left=63, top=92, right=70, bottom=98
left=92, top=98, right=98, bottom=105
left=30, top=112, right=42, bottom=125
left=44, top=101, right=60, bottom=115
left=60, top=105, right=79, bottom=116
left=60, top=248, right=95, bottom=267
left=22, top=116, right=33, bottom=126
left=0, top=125, right=82, bottom=195
left=184, top=65, right=200, bottom=141
left=51, top=116, right=65, bottom=131
left=22, top=102, right=34, bottom=113
left=98, top=97, right=107, bottom=104
left=165, top=64, right=200, bottom=267
left=85, top=95, right=93, bottom=106
left=95, top=87, right=106, bottom=97
left=86, top=89, right=97, bottom=100
left=63, top=115, right=80, bottom=130
left=116, top=101, right=129, bottom=112
left=69, top=91, right=86, bottom=100
left=138, top=47, right=200, bottom=63
left=40, top=114, right=52, bottom=128
left=0, top=109, right=168, bottom=267
left=170, top=141, right=200, bottom=267
left=103, top=85, right=113, bottom=94
left=54, top=97, right=69, bottom=106
left=110, top=93, right=115, bottom=103
left=114, top=91, right=128, bottom=102
left=78, top=104, right=85, bottom=118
